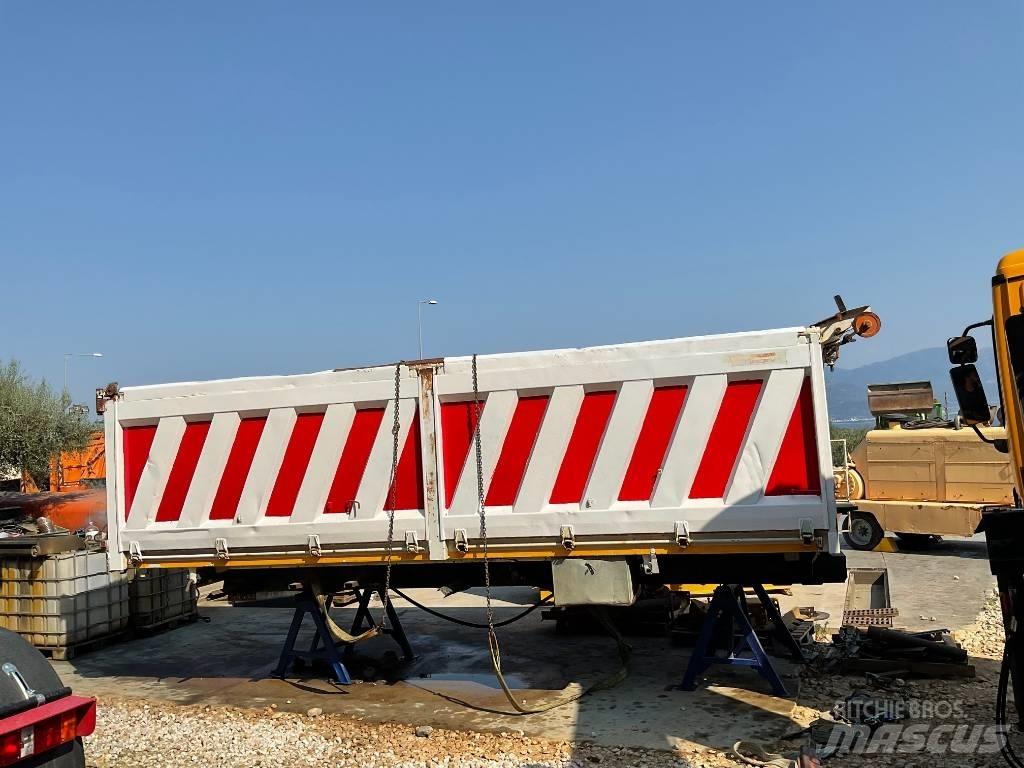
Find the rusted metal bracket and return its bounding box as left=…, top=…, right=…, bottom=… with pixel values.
left=214, top=538, right=230, bottom=561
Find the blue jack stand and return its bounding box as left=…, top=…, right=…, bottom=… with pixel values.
left=274, top=583, right=414, bottom=685
left=680, top=584, right=802, bottom=697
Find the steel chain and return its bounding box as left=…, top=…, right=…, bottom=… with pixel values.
left=380, top=361, right=402, bottom=627
left=471, top=354, right=494, bottom=631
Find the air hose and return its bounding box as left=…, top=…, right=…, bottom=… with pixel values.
left=389, top=586, right=552, bottom=629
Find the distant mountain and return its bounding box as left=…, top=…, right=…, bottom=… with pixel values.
left=825, top=345, right=998, bottom=422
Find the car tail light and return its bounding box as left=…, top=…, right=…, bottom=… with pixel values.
left=0, top=697, right=95, bottom=767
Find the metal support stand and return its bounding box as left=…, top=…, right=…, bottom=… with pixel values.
left=338, top=586, right=415, bottom=663
left=680, top=584, right=796, bottom=697
left=274, top=584, right=414, bottom=685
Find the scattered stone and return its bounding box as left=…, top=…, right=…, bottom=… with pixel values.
left=306, top=707, right=323, bottom=718
left=415, top=725, right=434, bottom=738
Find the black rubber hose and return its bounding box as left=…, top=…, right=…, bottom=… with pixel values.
left=901, top=417, right=955, bottom=430
left=389, top=587, right=552, bottom=629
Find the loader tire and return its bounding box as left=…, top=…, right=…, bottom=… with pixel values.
left=844, top=511, right=884, bottom=551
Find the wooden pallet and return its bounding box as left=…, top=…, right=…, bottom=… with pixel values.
left=131, top=611, right=200, bottom=636
left=35, top=630, right=127, bottom=661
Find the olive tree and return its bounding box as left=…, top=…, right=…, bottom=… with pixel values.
left=0, top=360, right=95, bottom=488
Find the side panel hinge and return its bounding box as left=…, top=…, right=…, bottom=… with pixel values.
left=674, top=521, right=691, bottom=548
left=214, top=538, right=230, bottom=560
left=799, top=519, right=814, bottom=544
left=128, top=541, right=143, bottom=566
left=454, top=528, right=470, bottom=553
left=404, top=530, right=422, bottom=553
left=307, top=534, right=322, bottom=558
left=559, top=525, right=576, bottom=551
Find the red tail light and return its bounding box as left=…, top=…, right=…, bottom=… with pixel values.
left=0, top=696, right=95, bottom=767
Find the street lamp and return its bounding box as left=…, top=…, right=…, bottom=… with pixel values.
left=64, top=352, right=103, bottom=396
left=417, top=299, right=439, bottom=358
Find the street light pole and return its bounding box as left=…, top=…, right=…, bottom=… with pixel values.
left=417, top=299, right=438, bottom=358
left=63, top=352, right=103, bottom=399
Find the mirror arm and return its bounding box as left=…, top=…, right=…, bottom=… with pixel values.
left=971, top=423, right=1010, bottom=453
left=961, top=319, right=993, bottom=337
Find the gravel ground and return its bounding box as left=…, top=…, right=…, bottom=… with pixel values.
left=788, top=589, right=1011, bottom=767
left=83, top=698, right=736, bottom=768
left=82, top=594, right=1011, bottom=768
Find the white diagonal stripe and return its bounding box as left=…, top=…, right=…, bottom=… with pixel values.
left=177, top=412, right=240, bottom=528
left=447, top=391, right=518, bottom=518
left=651, top=374, right=728, bottom=507
left=291, top=403, right=356, bottom=524
left=726, top=369, right=804, bottom=505
left=130, top=417, right=187, bottom=525
left=514, top=386, right=584, bottom=514
left=583, top=380, right=653, bottom=509
left=236, top=408, right=296, bottom=524
left=358, top=398, right=417, bottom=516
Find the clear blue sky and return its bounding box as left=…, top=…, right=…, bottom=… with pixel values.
left=2, top=3, right=1021, bottom=406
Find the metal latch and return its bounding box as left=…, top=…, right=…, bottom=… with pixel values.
left=454, top=529, right=470, bottom=553
left=642, top=549, right=660, bottom=575
left=674, top=521, right=690, bottom=548
left=215, top=538, right=230, bottom=560
left=559, top=525, right=575, bottom=551
left=404, top=531, right=422, bottom=553
left=799, top=519, right=814, bottom=544
left=307, top=534, right=322, bottom=558
left=128, top=541, right=143, bottom=566
left=1, top=663, right=43, bottom=706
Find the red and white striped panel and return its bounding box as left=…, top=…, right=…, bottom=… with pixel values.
left=119, top=398, right=423, bottom=527
left=118, top=374, right=819, bottom=533
left=439, top=369, right=820, bottom=522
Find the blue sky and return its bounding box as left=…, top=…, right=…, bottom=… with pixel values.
left=2, top=3, right=1021, bottom=406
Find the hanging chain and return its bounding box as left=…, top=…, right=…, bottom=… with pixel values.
left=471, top=354, right=495, bottom=631
left=468, top=352, right=630, bottom=715
left=380, top=361, right=402, bottom=627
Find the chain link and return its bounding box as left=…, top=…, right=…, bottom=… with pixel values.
left=471, top=354, right=494, bottom=630
left=380, top=361, right=402, bottom=627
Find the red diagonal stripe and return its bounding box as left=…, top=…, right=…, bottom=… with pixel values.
left=154, top=421, right=211, bottom=522
left=123, top=424, right=157, bottom=517
left=766, top=378, right=821, bottom=496
left=485, top=395, right=549, bottom=507
left=386, top=420, right=425, bottom=511
left=266, top=412, right=326, bottom=517
left=550, top=390, right=616, bottom=504
left=689, top=379, right=763, bottom=499
left=325, top=407, right=386, bottom=514
left=209, top=417, right=267, bottom=520
left=618, top=385, right=688, bottom=502
left=441, top=400, right=485, bottom=509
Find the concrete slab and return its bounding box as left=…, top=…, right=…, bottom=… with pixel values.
left=50, top=538, right=996, bottom=755
left=55, top=587, right=799, bottom=754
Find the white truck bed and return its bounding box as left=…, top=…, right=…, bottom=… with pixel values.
left=103, top=325, right=842, bottom=582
